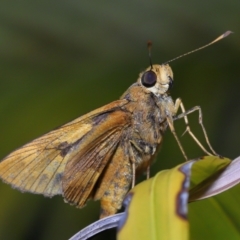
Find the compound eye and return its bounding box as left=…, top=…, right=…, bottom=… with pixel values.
left=141, top=70, right=157, bottom=88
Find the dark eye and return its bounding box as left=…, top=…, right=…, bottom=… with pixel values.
left=168, top=76, right=173, bottom=90
left=141, top=70, right=157, bottom=88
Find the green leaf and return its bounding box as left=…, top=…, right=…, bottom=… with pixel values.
left=117, top=156, right=231, bottom=240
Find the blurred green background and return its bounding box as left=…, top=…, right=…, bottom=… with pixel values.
left=0, top=1, right=239, bottom=239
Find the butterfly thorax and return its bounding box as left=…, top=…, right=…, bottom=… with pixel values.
left=120, top=83, right=173, bottom=173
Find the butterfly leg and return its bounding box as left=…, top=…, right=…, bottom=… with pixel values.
left=146, top=165, right=150, bottom=179
left=174, top=98, right=217, bottom=156
left=129, top=139, right=151, bottom=187
left=167, top=115, right=188, bottom=161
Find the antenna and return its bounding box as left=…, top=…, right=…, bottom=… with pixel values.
left=147, top=41, right=153, bottom=69
left=164, top=31, right=233, bottom=64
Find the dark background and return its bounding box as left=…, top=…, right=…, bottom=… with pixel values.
left=0, top=1, right=239, bottom=239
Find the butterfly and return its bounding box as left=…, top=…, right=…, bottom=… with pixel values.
left=0, top=31, right=231, bottom=218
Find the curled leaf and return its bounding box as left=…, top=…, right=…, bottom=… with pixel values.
left=189, top=156, right=232, bottom=201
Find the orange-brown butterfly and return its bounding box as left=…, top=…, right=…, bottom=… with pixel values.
left=0, top=31, right=231, bottom=218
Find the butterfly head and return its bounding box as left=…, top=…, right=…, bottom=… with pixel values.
left=139, top=64, right=174, bottom=97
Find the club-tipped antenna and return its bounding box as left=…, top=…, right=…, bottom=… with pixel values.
left=164, top=31, right=233, bottom=64
left=147, top=41, right=153, bottom=69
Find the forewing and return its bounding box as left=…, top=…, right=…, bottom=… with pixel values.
left=62, top=110, right=131, bottom=207
left=0, top=100, right=128, bottom=197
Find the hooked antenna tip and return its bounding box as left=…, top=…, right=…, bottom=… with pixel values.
left=223, top=31, right=234, bottom=38
left=164, top=30, right=233, bottom=64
